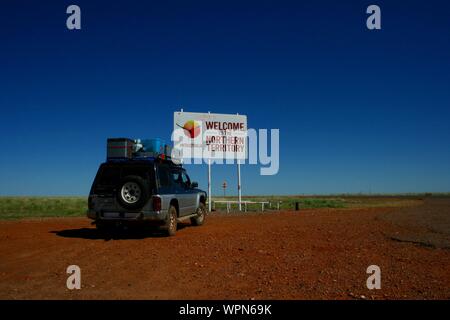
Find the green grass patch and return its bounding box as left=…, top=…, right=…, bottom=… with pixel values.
left=0, top=194, right=428, bottom=219
left=213, top=196, right=346, bottom=211
left=0, top=197, right=87, bottom=220
left=212, top=195, right=425, bottom=211
left=295, top=198, right=345, bottom=208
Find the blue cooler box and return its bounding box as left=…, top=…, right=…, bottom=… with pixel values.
left=141, top=138, right=165, bottom=154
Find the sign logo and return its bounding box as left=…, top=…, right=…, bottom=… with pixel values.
left=177, top=120, right=201, bottom=139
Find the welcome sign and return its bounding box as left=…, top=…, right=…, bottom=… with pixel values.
left=173, top=111, right=247, bottom=160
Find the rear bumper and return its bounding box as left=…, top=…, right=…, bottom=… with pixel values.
left=87, top=209, right=166, bottom=222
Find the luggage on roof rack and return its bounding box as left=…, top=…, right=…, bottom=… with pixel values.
left=107, top=138, right=134, bottom=160
left=106, top=137, right=172, bottom=161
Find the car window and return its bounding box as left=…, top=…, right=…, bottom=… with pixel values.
left=96, top=166, right=121, bottom=186
left=158, top=165, right=171, bottom=187
left=93, top=164, right=155, bottom=195
left=122, top=165, right=150, bottom=180
left=181, top=172, right=190, bottom=187
left=170, top=170, right=183, bottom=187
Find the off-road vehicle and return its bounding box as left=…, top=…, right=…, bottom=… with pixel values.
left=87, top=156, right=207, bottom=236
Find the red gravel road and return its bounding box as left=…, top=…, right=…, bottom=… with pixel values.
left=0, top=199, right=449, bottom=300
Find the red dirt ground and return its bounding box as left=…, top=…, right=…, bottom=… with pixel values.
left=0, top=199, right=449, bottom=300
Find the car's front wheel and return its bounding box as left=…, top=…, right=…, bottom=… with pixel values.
left=191, top=202, right=206, bottom=226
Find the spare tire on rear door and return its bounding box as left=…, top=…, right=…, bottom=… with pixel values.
left=117, top=175, right=150, bottom=210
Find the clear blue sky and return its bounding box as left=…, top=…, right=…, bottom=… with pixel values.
left=1, top=0, right=450, bottom=196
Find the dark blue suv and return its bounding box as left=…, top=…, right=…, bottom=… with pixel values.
left=87, top=157, right=207, bottom=236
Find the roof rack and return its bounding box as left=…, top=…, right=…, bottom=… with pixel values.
left=106, top=137, right=173, bottom=163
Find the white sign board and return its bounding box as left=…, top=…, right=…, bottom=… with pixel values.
left=173, top=111, right=247, bottom=160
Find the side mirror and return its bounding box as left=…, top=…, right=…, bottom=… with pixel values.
left=191, top=181, right=198, bottom=188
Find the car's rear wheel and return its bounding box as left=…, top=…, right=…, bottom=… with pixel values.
left=164, top=205, right=178, bottom=236
left=191, top=202, right=206, bottom=226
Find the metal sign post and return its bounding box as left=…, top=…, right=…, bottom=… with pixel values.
left=237, top=160, right=242, bottom=211
left=222, top=181, right=227, bottom=197
left=208, top=159, right=212, bottom=212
